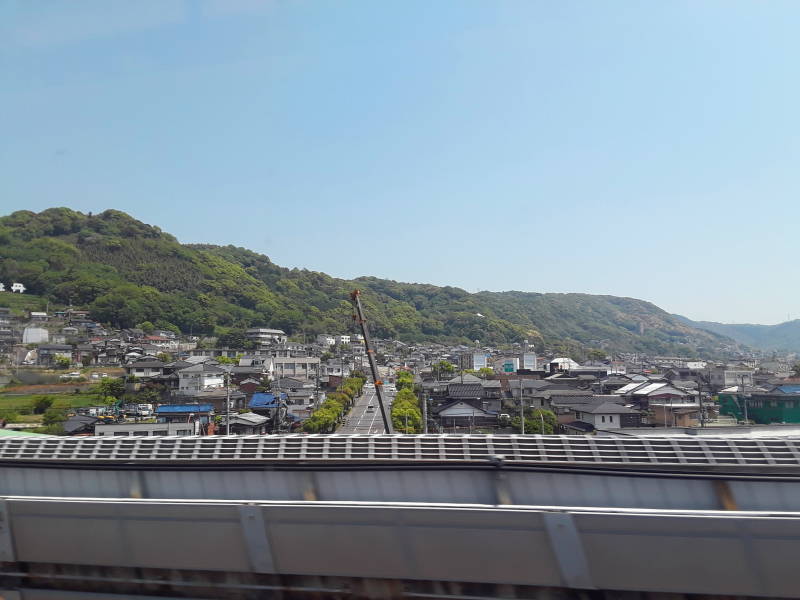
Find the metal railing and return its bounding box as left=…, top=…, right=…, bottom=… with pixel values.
left=0, top=434, right=799, bottom=468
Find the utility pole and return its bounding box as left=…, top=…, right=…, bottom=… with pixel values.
left=422, top=392, right=428, bottom=434
left=519, top=377, right=525, bottom=435
left=416, top=366, right=428, bottom=434
left=740, top=374, right=749, bottom=425
left=350, top=290, right=393, bottom=433
left=225, top=368, right=231, bottom=436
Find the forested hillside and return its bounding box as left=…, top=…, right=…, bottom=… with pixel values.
left=0, top=208, right=734, bottom=354
left=675, top=315, right=800, bottom=354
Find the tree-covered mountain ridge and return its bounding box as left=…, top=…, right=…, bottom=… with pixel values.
left=0, top=208, right=734, bottom=355
left=674, top=315, right=800, bottom=354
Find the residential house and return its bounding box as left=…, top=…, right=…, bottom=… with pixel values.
left=271, top=357, right=320, bottom=379
left=220, top=412, right=269, bottom=435
left=245, top=328, right=288, bottom=345
left=176, top=363, right=226, bottom=394
left=594, top=375, right=633, bottom=393
left=548, top=357, right=581, bottom=373
left=446, top=380, right=502, bottom=414
left=232, top=356, right=270, bottom=381
left=284, top=389, right=318, bottom=417
left=36, top=344, right=73, bottom=366
left=249, top=392, right=287, bottom=417
left=125, top=358, right=166, bottom=380
left=155, top=404, right=213, bottom=428
left=238, top=378, right=261, bottom=396
left=63, top=414, right=99, bottom=435
left=191, top=388, right=247, bottom=413
left=320, top=360, right=351, bottom=379
left=433, top=400, right=498, bottom=428
left=649, top=405, right=702, bottom=428
left=709, top=366, right=755, bottom=391
left=189, top=348, right=241, bottom=359
left=565, top=401, right=642, bottom=433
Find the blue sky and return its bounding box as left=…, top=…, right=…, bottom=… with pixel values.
left=2, top=0, right=799, bottom=325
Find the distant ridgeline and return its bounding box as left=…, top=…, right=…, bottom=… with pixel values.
left=0, top=208, right=736, bottom=355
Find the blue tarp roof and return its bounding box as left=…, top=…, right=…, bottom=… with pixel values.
left=778, top=385, right=800, bottom=394
left=156, top=404, right=213, bottom=413
left=249, top=392, right=287, bottom=408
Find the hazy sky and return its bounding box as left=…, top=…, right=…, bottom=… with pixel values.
left=2, top=0, right=798, bottom=325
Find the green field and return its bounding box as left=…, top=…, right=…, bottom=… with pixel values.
left=0, top=393, right=101, bottom=415
left=0, top=293, right=52, bottom=317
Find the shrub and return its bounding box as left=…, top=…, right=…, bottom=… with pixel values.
left=42, top=408, right=67, bottom=425
left=32, top=395, right=54, bottom=414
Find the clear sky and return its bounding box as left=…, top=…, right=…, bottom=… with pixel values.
left=2, top=0, right=798, bottom=325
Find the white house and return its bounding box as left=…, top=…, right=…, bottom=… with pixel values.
left=320, top=360, right=350, bottom=378
left=572, top=402, right=639, bottom=430
left=245, top=328, right=287, bottom=345
left=125, top=359, right=166, bottom=379
left=177, top=363, right=226, bottom=394
left=269, top=356, right=320, bottom=379
left=549, top=357, right=580, bottom=373
left=709, top=366, right=754, bottom=389
left=334, top=335, right=350, bottom=345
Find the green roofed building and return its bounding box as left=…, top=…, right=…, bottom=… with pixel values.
left=718, top=384, right=800, bottom=424
left=0, top=428, right=54, bottom=437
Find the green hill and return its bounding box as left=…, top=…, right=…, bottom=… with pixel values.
left=675, top=315, right=800, bottom=354
left=0, top=208, right=734, bottom=355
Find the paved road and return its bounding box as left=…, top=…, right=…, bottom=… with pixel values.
left=338, top=387, right=394, bottom=434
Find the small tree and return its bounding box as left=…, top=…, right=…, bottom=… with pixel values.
left=587, top=348, right=607, bottom=361
left=97, top=378, right=126, bottom=402
left=54, top=356, right=71, bottom=369
left=34, top=423, right=65, bottom=435
left=32, top=396, right=55, bottom=414
left=42, top=408, right=67, bottom=425
left=511, top=409, right=557, bottom=434
left=395, top=371, right=414, bottom=391
left=80, top=355, right=93, bottom=368
left=433, top=361, right=456, bottom=378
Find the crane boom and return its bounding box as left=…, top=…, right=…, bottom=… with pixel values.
left=350, top=290, right=394, bottom=433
